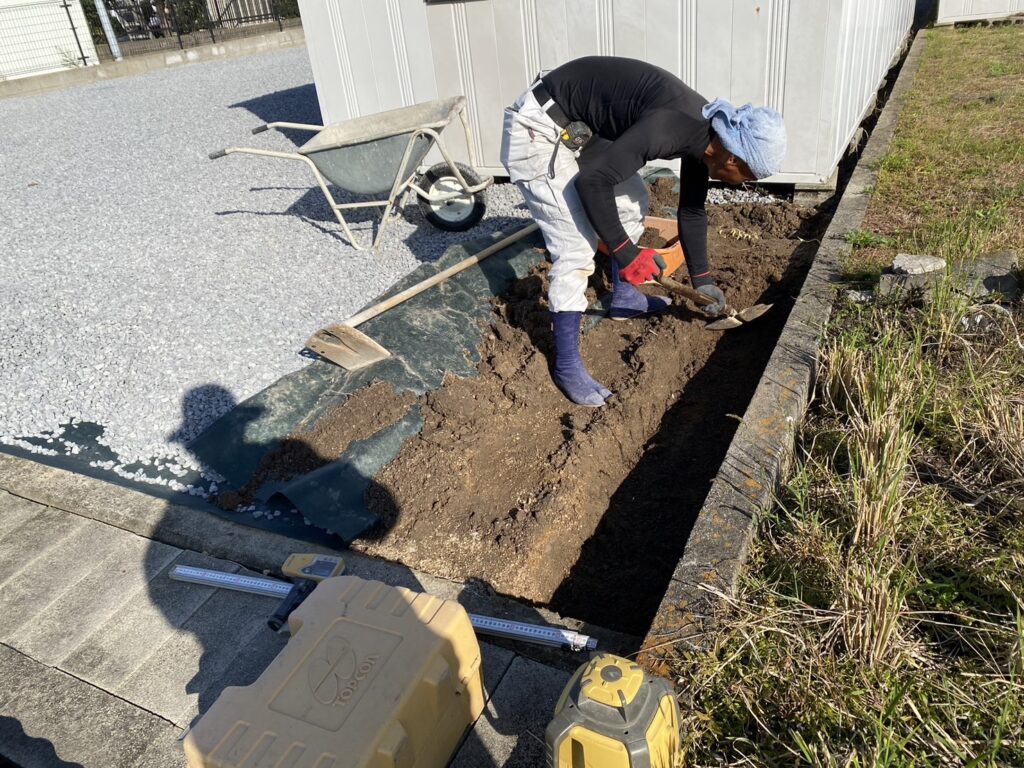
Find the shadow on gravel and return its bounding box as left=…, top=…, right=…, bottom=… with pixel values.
left=216, top=184, right=530, bottom=267
left=228, top=83, right=322, bottom=145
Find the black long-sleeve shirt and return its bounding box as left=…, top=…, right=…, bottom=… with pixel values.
left=542, top=56, right=713, bottom=282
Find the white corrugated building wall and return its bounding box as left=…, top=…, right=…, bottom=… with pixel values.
left=296, top=0, right=917, bottom=188
left=0, top=0, right=98, bottom=80
left=936, top=0, right=1024, bottom=24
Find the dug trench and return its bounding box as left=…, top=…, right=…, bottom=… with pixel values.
left=221, top=180, right=828, bottom=636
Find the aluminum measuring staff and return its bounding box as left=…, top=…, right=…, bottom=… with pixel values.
left=500, top=55, right=787, bottom=407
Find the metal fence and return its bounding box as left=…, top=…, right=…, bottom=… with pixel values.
left=90, top=0, right=301, bottom=61
left=0, top=0, right=300, bottom=79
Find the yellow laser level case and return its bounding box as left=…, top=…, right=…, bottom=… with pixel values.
left=184, top=576, right=484, bottom=768
left=546, top=654, right=681, bottom=768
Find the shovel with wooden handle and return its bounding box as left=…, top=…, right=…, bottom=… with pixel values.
left=307, top=222, right=540, bottom=370
left=655, top=274, right=773, bottom=330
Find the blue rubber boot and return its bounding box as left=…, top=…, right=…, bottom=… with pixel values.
left=550, top=311, right=611, bottom=406
left=609, top=259, right=672, bottom=321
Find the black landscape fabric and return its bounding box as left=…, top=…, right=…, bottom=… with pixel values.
left=185, top=227, right=546, bottom=540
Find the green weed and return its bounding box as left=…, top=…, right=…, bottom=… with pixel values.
left=843, top=229, right=889, bottom=248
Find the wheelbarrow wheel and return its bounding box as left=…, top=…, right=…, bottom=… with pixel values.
left=417, top=162, right=487, bottom=232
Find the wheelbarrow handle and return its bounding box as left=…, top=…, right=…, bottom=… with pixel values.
left=345, top=223, right=540, bottom=328
left=209, top=148, right=228, bottom=160
left=251, top=124, right=269, bottom=135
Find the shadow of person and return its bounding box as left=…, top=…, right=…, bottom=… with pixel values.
left=139, top=383, right=305, bottom=729
left=168, top=384, right=274, bottom=500
left=0, top=718, right=83, bottom=767
left=166, top=383, right=239, bottom=449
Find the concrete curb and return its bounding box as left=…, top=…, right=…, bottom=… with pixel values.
left=0, top=26, right=305, bottom=101
left=639, top=31, right=928, bottom=669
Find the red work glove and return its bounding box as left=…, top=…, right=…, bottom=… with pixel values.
left=613, top=241, right=666, bottom=285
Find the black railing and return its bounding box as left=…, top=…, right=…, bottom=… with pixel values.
left=0, top=0, right=301, bottom=79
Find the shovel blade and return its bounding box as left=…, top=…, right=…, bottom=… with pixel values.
left=704, top=302, right=774, bottom=331
left=705, top=316, right=745, bottom=330
left=737, top=303, right=774, bottom=322
left=306, top=323, right=391, bottom=370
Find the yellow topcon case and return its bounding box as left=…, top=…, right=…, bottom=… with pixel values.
left=184, top=575, right=485, bottom=768
left=546, top=654, right=682, bottom=768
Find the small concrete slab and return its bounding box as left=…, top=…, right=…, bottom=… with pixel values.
left=9, top=535, right=179, bottom=665
left=0, top=504, right=83, bottom=586
left=0, top=490, right=46, bottom=539
left=0, top=517, right=120, bottom=639
left=451, top=656, right=571, bottom=768
left=893, top=252, right=945, bottom=274
left=0, top=643, right=183, bottom=768
left=117, top=571, right=283, bottom=728
left=967, top=250, right=1019, bottom=300
left=880, top=250, right=1019, bottom=301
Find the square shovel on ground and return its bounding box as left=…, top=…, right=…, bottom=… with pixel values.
left=307, top=223, right=540, bottom=369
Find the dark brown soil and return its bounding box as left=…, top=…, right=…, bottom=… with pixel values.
left=355, top=195, right=823, bottom=631
left=648, top=177, right=679, bottom=215
left=226, top=181, right=826, bottom=635
left=638, top=226, right=670, bottom=248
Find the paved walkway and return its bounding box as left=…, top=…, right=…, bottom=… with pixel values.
left=0, top=452, right=631, bottom=767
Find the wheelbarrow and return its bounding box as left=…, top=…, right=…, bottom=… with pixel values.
left=209, top=96, right=493, bottom=250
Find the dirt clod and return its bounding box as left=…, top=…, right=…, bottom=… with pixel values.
left=638, top=226, right=670, bottom=248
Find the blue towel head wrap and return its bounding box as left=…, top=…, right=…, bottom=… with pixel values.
left=701, top=98, right=786, bottom=179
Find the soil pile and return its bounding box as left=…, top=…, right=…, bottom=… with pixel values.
left=355, top=199, right=824, bottom=631
left=221, top=184, right=826, bottom=634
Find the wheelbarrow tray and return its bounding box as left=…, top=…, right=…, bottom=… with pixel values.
left=299, top=97, right=465, bottom=196
left=210, top=95, right=492, bottom=249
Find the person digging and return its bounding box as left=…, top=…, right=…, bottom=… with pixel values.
left=500, top=55, right=787, bottom=406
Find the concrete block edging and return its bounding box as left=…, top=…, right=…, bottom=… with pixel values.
left=639, top=31, right=928, bottom=668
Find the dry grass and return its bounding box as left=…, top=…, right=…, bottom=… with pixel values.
left=720, top=227, right=762, bottom=243
left=668, top=26, right=1024, bottom=766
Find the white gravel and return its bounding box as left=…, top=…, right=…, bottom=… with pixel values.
left=0, top=46, right=776, bottom=478
left=0, top=47, right=529, bottom=472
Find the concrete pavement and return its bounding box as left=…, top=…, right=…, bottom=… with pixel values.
left=0, top=453, right=625, bottom=766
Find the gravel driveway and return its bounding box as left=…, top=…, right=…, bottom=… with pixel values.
left=0, top=46, right=529, bottom=474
